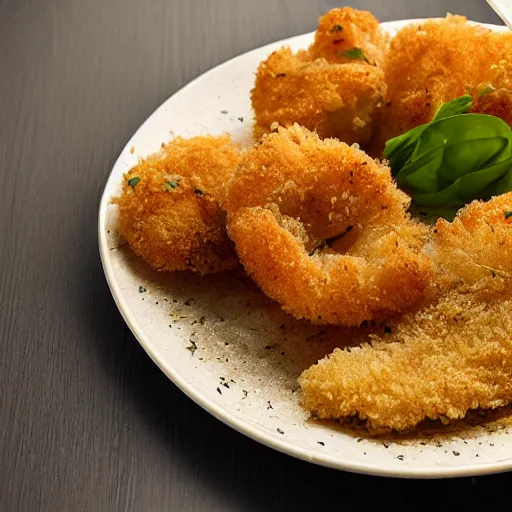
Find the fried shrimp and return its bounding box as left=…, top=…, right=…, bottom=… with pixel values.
left=429, top=192, right=512, bottom=286
left=376, top=15, right=512, bottom=147
left=115, top=135, right=240, bottom=274
left=226, top=125, right=433, bottom=326
left=299, top=282, right=512, bottom=432
left=251, top=8, right=388, bottom=146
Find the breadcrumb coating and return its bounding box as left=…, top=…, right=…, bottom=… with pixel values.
left=430, top=192, right=512, bottom=286
left=251, top=8, right=388, bottom=145
left=376, top=15, right=512, bottom=148
left=308, top=7, right=388, bottom=66
left=299, top=193, right=512, bottom=431
left=227, top=125, right=433, bottom=325
left=115, top=135, right=240, bottom=274
left=299, top=283, right=512, bottom=432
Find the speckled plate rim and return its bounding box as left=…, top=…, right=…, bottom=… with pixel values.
left=99, top=19, right=511, bottom=479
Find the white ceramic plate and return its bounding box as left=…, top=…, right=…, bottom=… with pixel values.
left=99, top=20, right=512, bottom=478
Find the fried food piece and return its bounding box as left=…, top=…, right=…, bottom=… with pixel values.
left=472, top=51, right=512, bottom=127
left=226, top=125, right=433, bottom=326
left=308, top=7, right=388, bottom=66
left=300, top=193, right=512, bottom=431
left=429, top=192, right=512, bottom=286
left=115, top=135, right=240, bottom=274
left=299, top=282, right=512, bottom=432
left=376, top=15, right=512, bottom=147
left=252, top=8, right=388, bottom=145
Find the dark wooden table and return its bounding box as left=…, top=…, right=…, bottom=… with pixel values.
left=2, top=1, right=510, bottom=510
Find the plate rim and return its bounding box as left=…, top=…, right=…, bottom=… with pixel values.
left=98, top=18, right=512, bottom=479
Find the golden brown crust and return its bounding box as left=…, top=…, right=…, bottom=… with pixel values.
left=375, top=15, right=512, bottom=149
left=251, top=8, right=388, bottom=146
left=309, top=8, right=388, bottom=66
left=299, top=283, right=512, bottom=432
left=299, top=193, right=512, bottom=431
left=429, top=192, right=512, bottom=285
left=115, top=135, right=240, bottom=274
left=227, top=125, right=433, bottom=325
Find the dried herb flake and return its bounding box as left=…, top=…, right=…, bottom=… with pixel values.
left=340, top=47, right=368, bottom=61
left=479, top=85, right=496, bottom=98
left=164, top=180, right=179, bottom=191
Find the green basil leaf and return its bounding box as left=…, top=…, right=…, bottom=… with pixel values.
left=411, top=114, right=511, bottom=162
left=396, top=146, right=444, bottom=192
left=438, top=137, right=510, bottom=186
left=383, top=124, right=428, bottom=173
left=384, top=97, right=473, bottom=173
left=457, top=157, right=512, bottom=201
left=413, top=158, right=512, bottom=206
left=433, top=95, right=472, bottom=121
left=383, top=95, right=512, bottom=220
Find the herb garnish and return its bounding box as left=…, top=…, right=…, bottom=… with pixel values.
left=340, top=47, right=368, bottom=61
left=277, top=428, right=284, bottom=435
left=479, top=85, right=496, bottom=98
left=505, top=211, right=512, bottom=220
left=128, top=176, right=140, bottom=188
left=164, top=180, right=179, bottom=191
left=186, top=340, right=197, bottom=355
left=138, top=286, right=147, bottom=293
left=331, top=24, right=343, bottom=32
left=383, top=95, right=512, bottom=220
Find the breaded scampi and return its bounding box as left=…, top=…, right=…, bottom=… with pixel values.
left=115, top=135, right=240, bottom=274
left=252, top=8, right=388, bottom=146
left=299, top=193, right=512, bottom=431
left=226, top=125, right=433, bottom=326
left=376, top=15, right=512, bottom=147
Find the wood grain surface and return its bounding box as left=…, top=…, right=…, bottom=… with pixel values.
left=0, top=1, right=510, bottom=511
